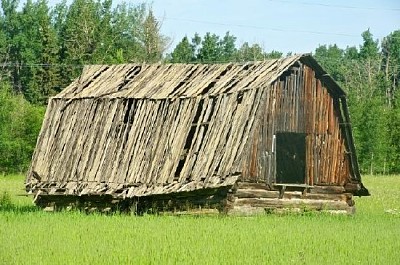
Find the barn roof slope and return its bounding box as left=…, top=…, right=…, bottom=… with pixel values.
left=55, top=54, right=345, bottom=99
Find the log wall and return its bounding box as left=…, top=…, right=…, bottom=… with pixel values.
left=228, top=182, right=355, bottom=215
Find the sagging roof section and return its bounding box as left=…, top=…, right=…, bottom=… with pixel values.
left=56, top=54, right=344, bottom=99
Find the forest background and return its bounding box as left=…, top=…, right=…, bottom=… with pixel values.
left=0, top=0, right=399, bottom=174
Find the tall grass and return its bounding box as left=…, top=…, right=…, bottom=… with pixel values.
left=1, top=175, right=399, bottom=264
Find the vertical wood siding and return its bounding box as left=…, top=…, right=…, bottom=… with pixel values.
left=242, top=64, right=350, bottom=185
left=28, top=88, right=265, bottom=194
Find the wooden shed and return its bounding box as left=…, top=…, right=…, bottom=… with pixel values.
left=26, top=54, right=369, bottom=214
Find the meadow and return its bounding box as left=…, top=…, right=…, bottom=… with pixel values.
left=0, top=175, right=399, bottom=264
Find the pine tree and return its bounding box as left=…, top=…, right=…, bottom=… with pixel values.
left=314, top=44, right=345, bottom=83
left=381, top=30, right=400, bottom=173
left=110, top=2, right=146, bottom=63
left=197, top=32, right=221, bottom=63
left=140, top=9, right=168, bottom=62
left=23, top=0, right=59, bottom=104
left=59, top=0, right=100, bottom=84
left=1, top=0, right=23, bottom=93
left=236, top=42, right=266, bottom=61
left=170, top=36, right=195, bottom=63
left=219, top=31, right=236, bottom=62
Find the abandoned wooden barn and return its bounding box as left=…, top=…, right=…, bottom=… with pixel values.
left=26, top=54, right=369, bottom=214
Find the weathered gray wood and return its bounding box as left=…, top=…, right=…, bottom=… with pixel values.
left=309, top=185, right=346, bottom=194
left=344, top=183, right=361, bottom=193
left=235, top=189, right=279, bottom=198
left=234, top=197, right=351, bottom=210
left=236, top=182, right=269, bottom=190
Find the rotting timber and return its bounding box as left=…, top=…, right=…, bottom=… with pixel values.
left=26, top=54, right=369, bottom=215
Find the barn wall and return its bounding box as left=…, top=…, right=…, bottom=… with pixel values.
left=26, top=87, right=265, bottom=196
left=242, top=64, right=351, bottom=186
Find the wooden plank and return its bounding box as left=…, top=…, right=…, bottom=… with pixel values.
left=233, top=197, right=351, bottom=210
left=309, top=185, right=345, bottom=194
left=236, top=182, right=269, bottom=190
left=235, top=189, right=279, bottom=198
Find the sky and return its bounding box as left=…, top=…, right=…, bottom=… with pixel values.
left=139, top=0, right=400, bottom=54
left=51, top=0, right=400, bottom=54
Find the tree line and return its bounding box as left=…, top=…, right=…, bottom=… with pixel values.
left=0, top=0, right=399, bottom=174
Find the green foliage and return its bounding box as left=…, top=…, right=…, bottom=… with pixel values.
left=0, top=84, right=45, bottom=173
left=236, top=42, right=267, bottom=61
left=140, top=10, right=169, bottom=62
left=170, top=36, right=195, bottom=63
left=169, top=32, right=281, bottom=63
left=0, top=175, right=399, bottom=264
left=219, top=31, right=237, bottom=62
left=354, top=97, right=389, bottom=173
left=0, top=0, right=168, bottom=101
left=314, top=29, right=400, bottom=174
left=387, top=95, right=400, bottom=172
left=360, top=29, right=379, bottom=60
left=0, top=191, right=12, bottom=208
left=197, top=32, right=221, bottom=62
left=110, top=2, right=147, bottom=63
left=314, top=44, right=345, bottom=82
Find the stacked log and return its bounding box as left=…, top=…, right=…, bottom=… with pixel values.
left=227, top=182, right=355, bottom=215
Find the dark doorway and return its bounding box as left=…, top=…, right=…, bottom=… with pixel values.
left=276, top=132, right=306, bottom=184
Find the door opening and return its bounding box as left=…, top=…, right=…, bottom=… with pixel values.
left=276, top=132, right=306, bottom=184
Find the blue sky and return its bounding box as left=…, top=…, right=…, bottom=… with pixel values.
left=140, top=0, right=400, bottom=54
left=50, top=0, right=400, bottom=54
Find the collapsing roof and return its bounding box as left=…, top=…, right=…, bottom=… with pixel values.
left=26, top=54, right=368, bottom=202
left=57, top=54, right=345, bottom=99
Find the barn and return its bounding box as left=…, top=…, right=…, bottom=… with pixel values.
left=26, top=54, right=369, bottom=214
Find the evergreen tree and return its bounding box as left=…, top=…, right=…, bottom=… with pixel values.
left=0, top=11, right=9, bottom=82
left=140, top=9, right=167, bottom=62
left=0, top=0, right=59, bottom=103
left=381, top=30, right=400, bottom=108
left=387, top=94, right=400, bottom=173
left=197, top=32, right=221, bottom=63
left=0, top=0, right=171, bottom=173
left=23, top=0, right=59, bottom=104
left=1, top=0, right=23, bottom=93
left=381, top=30, right=400, bottom=173
left=60, top=0, right=100, bottom=66
left=236, top=42, right=266, bottom=61
left=170, top=32, right=280, bottom=64
left=265, top=50, right=283, bottom=59
left=170, top=36, right=195, bottom=63
left=110, top=2, right=146, bottom=63
left=219, top=31, right=236, bottom=62
left=314, top=44, right=345, bottom=83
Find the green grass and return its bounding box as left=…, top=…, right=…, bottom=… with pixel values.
left=1, top=175, right=399, bottom=264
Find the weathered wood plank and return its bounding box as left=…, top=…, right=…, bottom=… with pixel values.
left=236, top=182, right=269, bottom=190
left=234, top=197, right=351, bottom=210
left=235, top=189, right=279, bottom=198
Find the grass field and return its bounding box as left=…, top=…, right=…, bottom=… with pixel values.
left=1, top=175, right=399, bottom=264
